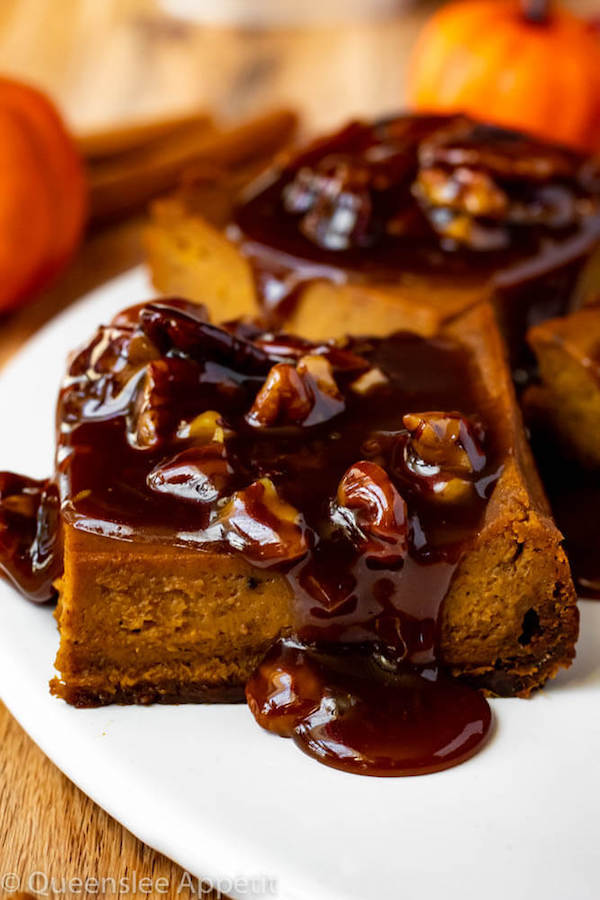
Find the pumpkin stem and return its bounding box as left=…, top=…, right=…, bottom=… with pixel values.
left=522, top=0, right=550, bottom=24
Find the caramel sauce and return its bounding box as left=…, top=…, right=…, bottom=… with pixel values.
left=0, top=472, right=61, bottom=604
left=247, top=643, right=492, bottom=777
left=0, top=299, right=504, bottom=775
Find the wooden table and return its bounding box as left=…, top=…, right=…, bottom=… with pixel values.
left=0, top=0, right=596, bottom=896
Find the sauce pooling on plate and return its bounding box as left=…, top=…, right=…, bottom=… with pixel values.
left=247, top=643, right=492, bottom=776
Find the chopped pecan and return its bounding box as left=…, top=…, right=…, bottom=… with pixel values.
left=418, top=119, right=578, bottom=182
left=127, top=358, right=195, bottom=450
left=246, top=363, right=310, bottom=427
left=176, top=410, right=234, bottom=444
left=350, top=366, right=389, bottom=395
left=213, top=477, right=308, bottom=565
left=415, top=167, right=508, bottom=220
left=414, top=118, right=596, bottom=249
left=246, top=355, right=344, bottom=428
left=418, top=168, right=580, bottom=237
left=425, top=207, right=509, bottom=251
left=147, top=444, right=233, bottom=504
left=414, top=165, right=511, bottom=250
left=255, top=333, right=370, bottom=375
left=123, top=331, right=161, bottom=368
left=245, top=642, right=322, bottom=737
left=401, top=412, right=486, bottom=502
left=62, top=319, right=162, bottom=431
left=332, top=461, right=408, bottom=566
left=283, top=155, right=374, bottom=250
left=69, top=317, right=160, bottom=380
left=139, top=301, right=271, bottom=374
left=297, top=354, right=344, bottom=424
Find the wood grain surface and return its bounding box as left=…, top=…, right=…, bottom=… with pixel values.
left=0, top=703, right=220, bottom=900
left=0, top=219, right=228, bottom=900
left=0, top=0, right=596, bottom=896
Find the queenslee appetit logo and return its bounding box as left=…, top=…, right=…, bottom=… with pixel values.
left=0, top=870, right=278, bottom=896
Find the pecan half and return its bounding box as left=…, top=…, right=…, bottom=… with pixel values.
left=139, top=301, right=271, bottom=374
left=246, top=355, right=344, bottom=428
left=213, top=477, right=308, bottom=565
left=414, top=118, right=596, bottom=249
left=332, top=460, right=408, bottom=566
left=400, top=412, right=486, bottom=502
left=128, top=357, right=196, bottom=450
left=283, top=155, right=374, bottom=250
left=147, top=443, right=233, bottom=504
left=246, top=642, right=322, bottom=737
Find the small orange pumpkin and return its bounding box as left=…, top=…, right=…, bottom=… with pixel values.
left=0, top=78, right=87, bottom=314
left=407, top=0, right=600, bottom=152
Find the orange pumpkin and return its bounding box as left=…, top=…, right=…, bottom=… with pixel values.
left=407, top=0, right=600, bottom=153
left=0, top=78, right=87, bottom=314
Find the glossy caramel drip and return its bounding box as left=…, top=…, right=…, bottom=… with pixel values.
left=0, top=472, right=61, bottom=603
left=246, top=643, right=492, bottom=777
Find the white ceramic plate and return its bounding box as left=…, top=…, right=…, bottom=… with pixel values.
left=1, top=268, right=599, bottom=900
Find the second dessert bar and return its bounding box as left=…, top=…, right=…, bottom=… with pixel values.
left=146, top=113, right=600, bottom=366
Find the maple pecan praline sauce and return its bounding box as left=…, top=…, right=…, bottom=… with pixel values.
left=0, top=298, right=500, bottom=776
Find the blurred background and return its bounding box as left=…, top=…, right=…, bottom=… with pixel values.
left=0, top=0, right=598, bottom=350
left=0, top=0, right=437, bottom=134
left=1, top=0, right=596, bottom=135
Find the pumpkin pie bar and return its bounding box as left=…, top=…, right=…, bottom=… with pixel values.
left=525, top=306, right=600, bottom=595
left=0, top=296, right=577, bottom=709
left=145, top=113, right=600, bottom=368
left=527, top=305, right=600, bottom=468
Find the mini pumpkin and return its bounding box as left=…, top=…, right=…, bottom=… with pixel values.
left=407, top=0, right=600, bottom=153
left=0, top=78, right=87, bottom=314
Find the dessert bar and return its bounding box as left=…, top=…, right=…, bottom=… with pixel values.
left=0, top=298, right=579, bottom=773
left=146, top=114, right=600, bottom=369
left=526, top=305, right=600, bottom=595
left=527, top=305, right=600, bottom=468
